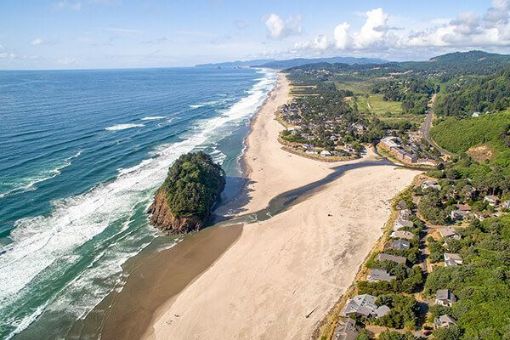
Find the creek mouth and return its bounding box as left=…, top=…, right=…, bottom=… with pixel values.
left=214, top=158, right=395, bottom=226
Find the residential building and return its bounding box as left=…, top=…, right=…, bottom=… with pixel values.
left=376, top=253, right=407, bottom=265
left=435, top=289, right=457, bottom=307
left=341, top=294, right=391, bottom=318
left=333, top=319, right=359, bottom=340
left=444, top=253, right=463, bottom=266
left=367, top=268, right=396, bottom=282
left=484, top=195, right=499, bottom=207
left=438, top=226, right=461, bottom=240
left=421, top=180, right=441, bottom=191
left=435, top=315, right=457, bottom=329
left=390, top=230, right=415, bottom=240
left=387, top=239, right=411, bottom=250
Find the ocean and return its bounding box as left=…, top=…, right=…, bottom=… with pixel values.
left=0, top=67, right=276, bottom=339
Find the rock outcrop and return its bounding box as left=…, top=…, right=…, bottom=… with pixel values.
left=148, top=151, right=225, bottom=233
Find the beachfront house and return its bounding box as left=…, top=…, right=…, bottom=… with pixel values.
left=438, top=226, right=461, bottom=240
left=435, top=315, right=457, bottom=329
left=333, top=318, right=359, bottom=340
left=388, top=239, right=411, bottom=251
left=390, top=230, right=415, bottom=240
left=394, top=217, right=413, bottom=231
left=376, top=253, right=407, bottom=266
left=367, top=268, right=396, bottom=282
left=444, top=253, right=463, bottom=267
left=341, top=294, right=391, bottom=318
left=435, top=289, right=457, bottom=307
left=396, top=200, right=408, bottom=210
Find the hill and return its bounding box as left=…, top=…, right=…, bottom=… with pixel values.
left=195, top=56, right=386, bottom=69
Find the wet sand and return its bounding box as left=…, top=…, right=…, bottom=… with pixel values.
left=71, top=225, right=242, bottom=340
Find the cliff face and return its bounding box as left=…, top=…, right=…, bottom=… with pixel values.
left=148, top=190, right=204, bottom=233
left=148, top=151, right=225, bottom=233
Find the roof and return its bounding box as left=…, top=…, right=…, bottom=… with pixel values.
left=438, top=226, right=458, bottom=238
left=435, top=314, right=457, bottom=326
left=388, top=239, right=411, bottom=250
left=436, top=289, right=457, bottom=302
left=444, top=253, right=463, bottom=266
left=391, top=231, right=415, bottom=240
left=342, top=294, right=377, bottom=317
left=376, top=253, right=407, bottom=265
left=333, top=319, right=359, bottom=340
left=367, top=268, right=396, bottom=282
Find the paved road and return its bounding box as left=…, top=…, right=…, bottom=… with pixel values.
left=420, top=96, right=454, bottom=158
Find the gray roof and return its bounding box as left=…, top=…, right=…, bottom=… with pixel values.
left=388, top=239, right=411, bottom=250
left=444, top=253, right=463, bottom=266
left=376, top=253, right=407, bottom=265
left=436, top=289, right=457, bottom=302
left=391, top=230, right=415, bottom=240
left=333, top=319, right=359, bottom=340
left=438, top=226, right=458, bottom=238
left=435, top=314, right=457, bottom=327
left=342, top=294, right=377, bottom=317
left=367, top=268, right=396, bottom=282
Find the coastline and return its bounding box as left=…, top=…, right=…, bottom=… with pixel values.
left=144, top=73, right=421, bottom=339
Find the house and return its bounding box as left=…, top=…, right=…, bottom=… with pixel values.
left=444, top=253, right=463, bottom=266
left=484, top=195, right=499, bottom=207
left=367, top=268, right=396, bottom=282
left=421, top=180, right=441, bottom=191
left=435, top=289, right=457, bottom=307
left=450, top=209, right=469, bottom=221
left=394, top=217, right=413, bottom=230
left=438, top=226, right=461, bottom=240
left=320, top=150, right=332, bottom=157
left=390, top=230, right=415, bottom=240
left=333, top=319, right=359, bottom=340
left=376, top=253, right=407, bottom=265
left=435, top=315, right=457, bottom=329
left=472, top=112, right=480, bottom=118
left=398, top=209, right=413, bottom=220
left=388, top=239, right=411, bottom=250
left=341, top=294, right=390, bottom=318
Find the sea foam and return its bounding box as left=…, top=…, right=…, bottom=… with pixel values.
left=105, top=123, right=145, bottom=131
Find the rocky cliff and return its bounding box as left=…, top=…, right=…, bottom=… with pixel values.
left=148, top=151, right=225, bottom=233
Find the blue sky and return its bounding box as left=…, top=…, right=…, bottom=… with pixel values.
left=1, top=0, right=509, bottom=69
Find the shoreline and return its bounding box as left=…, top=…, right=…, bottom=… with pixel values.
left=145, top=73, right=422, bottom=339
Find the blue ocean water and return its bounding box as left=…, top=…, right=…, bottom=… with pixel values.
left=0, top=67, right=276, bottom=338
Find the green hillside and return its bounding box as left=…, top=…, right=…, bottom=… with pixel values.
left=430, top=111, right=510, bottom=154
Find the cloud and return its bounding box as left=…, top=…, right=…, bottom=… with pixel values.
left=293, top=1, right=510, bottom=56
left=354, top=8, right=390, bottom=49
left=31, top=38, right=45, bottom=46
left=334, top=22, right=351, bottom=49
left=264, top=13, right=302, bottom=39
left=234, top=20, right=249, bottom=30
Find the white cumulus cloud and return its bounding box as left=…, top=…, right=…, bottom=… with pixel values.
left=334, top=22, right=351, bottom=49
left=264, top=13, right=302, bottom=39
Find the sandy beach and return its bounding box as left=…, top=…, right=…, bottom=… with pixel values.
left=144, top=73, right=421, bottom=340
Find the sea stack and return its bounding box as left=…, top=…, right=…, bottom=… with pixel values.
left=149, top=151, right=226, bottom=233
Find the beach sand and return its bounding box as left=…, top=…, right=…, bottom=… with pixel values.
left=144, top=73, right=421, bottom=339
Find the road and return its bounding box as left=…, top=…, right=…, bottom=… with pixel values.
left=420, top=94, right=454, bottom=158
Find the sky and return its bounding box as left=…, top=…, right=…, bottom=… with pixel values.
left=1, top=0, right=510, bottom=69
